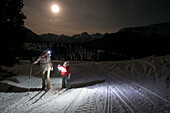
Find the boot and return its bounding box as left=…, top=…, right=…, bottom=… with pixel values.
left=42, top=86, right=45, bottom=90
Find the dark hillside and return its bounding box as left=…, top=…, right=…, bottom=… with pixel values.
left=82, top=22, right=170, bottom=59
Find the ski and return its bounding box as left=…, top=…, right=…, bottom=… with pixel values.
left=57, top=89, right=68, bottom=96
left=31, top=90, right=49, bottom=104
left=53, top=88, right=63, bottom=95
left=31, top=85, right=57, bottom=104
left=28, top=90, right=43, bottom=101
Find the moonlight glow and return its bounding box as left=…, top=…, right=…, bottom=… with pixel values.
left=51, top=4, right=60, bottom=13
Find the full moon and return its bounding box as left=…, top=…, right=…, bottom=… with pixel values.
left=51, top=4, right=60, bottom=13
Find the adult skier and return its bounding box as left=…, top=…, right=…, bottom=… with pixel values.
left=57, top=61, right=71, bottom=90
left=33, top=50, right=53, bottom=90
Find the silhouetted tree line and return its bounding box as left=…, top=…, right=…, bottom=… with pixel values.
left=0, top=0, right=26, bottom=78
left=0, top=0, right=26, bottom=66
left=18, top=42, right=125, bottom=61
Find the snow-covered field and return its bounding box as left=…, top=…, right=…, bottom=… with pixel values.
left=0, top=56, right=170, bottom=113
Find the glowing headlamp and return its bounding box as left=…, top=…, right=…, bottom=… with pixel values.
left=47, top=51, right=51, bottom=54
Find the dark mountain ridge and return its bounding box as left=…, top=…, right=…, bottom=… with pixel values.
left=82, top=22, right=170, bottom=58
left=23, top=28, right=103, bottom=43
left=22, top=22, right=170, bottom=60
left=23, top=22, right=170, bottom=58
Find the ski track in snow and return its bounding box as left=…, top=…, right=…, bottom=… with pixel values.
left=0, top=61, right=170, bottom=113
left=97, top=62, right=170, bottom=112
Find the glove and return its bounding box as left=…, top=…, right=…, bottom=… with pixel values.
left=33, top=61, right=37, bottom=65
left=50, top=67, right=53, bottom=71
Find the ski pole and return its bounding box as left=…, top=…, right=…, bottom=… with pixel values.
left=28, top=64, right=33, bottom=94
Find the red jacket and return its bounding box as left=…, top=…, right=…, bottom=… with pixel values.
left=57, top=65, right=71, bottom=76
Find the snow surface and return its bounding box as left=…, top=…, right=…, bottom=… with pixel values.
left=0, top=56, right=170, bottom=113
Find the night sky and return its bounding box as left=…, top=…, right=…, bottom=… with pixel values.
left=23, top=0, right=170, bottom=36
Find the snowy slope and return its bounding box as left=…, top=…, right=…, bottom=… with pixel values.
left=0, top=56, right=170, bottom=113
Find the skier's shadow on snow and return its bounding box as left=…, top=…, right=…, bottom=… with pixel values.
left=0, top=79, right=105, bottom=92
left=0, top=82, right=43, bottom=93
left=70, top=79, right=105, bottom=89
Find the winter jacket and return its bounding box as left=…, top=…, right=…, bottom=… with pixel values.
left=35, top=55, right=53, bottom=71
left=57, top=65, right=71, bottom=76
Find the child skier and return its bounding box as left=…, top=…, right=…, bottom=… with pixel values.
left=57, top=61, right=71, bottom=90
